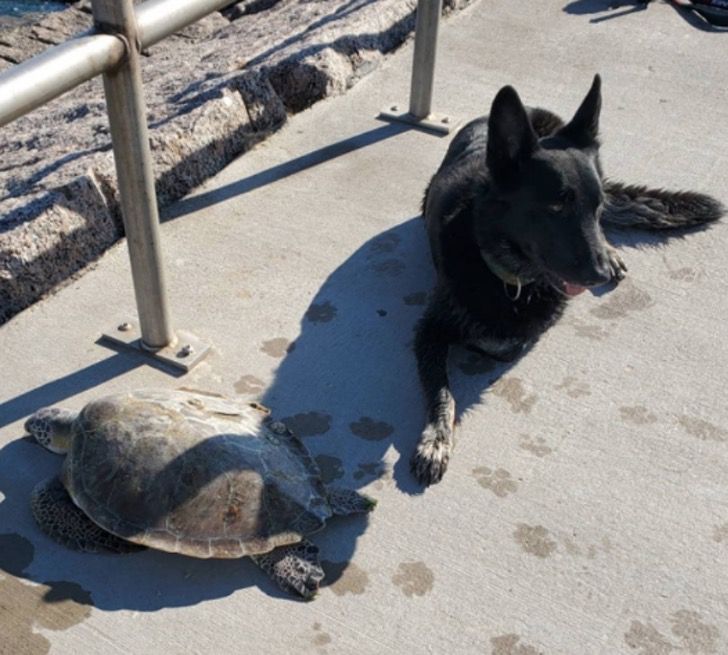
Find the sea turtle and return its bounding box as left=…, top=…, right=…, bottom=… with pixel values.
left=24, top=389, right=375, bottom=599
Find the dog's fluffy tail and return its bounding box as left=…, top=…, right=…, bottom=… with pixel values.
left=603, top=180, right=725, bottom=230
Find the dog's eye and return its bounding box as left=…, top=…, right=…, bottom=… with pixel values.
left=547, top=188, right=575, bottom=214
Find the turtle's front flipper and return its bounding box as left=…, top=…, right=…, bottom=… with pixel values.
left=31, top=477, right=143, bottom=554
left=250, top=539, right=323, bottom=600
left=326, top=486, right=377, bottom=516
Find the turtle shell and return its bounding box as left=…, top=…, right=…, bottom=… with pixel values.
left=62, top=389, right=332, bottom=558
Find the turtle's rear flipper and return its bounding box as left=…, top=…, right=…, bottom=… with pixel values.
left=326, top=486, right=377, bottom=516
left=251, top=539, right=323, bottom=600
left=31, top=477, right=144, bottom=554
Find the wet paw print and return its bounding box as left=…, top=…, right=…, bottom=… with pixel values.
left=491, top=377, right=537, bottom=414
left=280, top=411, right=331, bottom=437
left=667, top=267, right=699, bottom=282
left=561, top=533, right=612, bottom=560
left=305, top=301, right=337, bottom=323
left=368, top=232, right=401, bottom=255
left=322, top=561, right=369, bottom=596
left=314, top=455, right=344, bottom=484
left=555, top=376, right=591, bottom=398
left=590, top=278, right=655, bottom=320
left=310, top=623, right=333, bottom=653
left=513, top=524, right=557, bottom=558
left=662, top=255, right=699, bottom=282
left=372, top=258, right=406, bottom=277
left=490, top=633, right=544, bottom=655
left=403, top=291, right=427, bottom=306
left=391, top=561, right=434, bottom=598
left=349, top=417, right=394, bottom=441
left=677, top=415, right=727, bottom=443
left=0, top=534, right=93, bottom=654
left=233, top=374, right=265, bottom=395
left=353, top=461, right=390, bottom=485
left=371, top=468, right=394, bottom=491
left=620, top=405, right=658, bottom=426
left=261, top=338, right=295, bottom=358
left=472, top=467, right=518, bottom=497
left=624, top=609, right=720, bottom=654
left=519, top=435, right=553, bottom=458
left=568, top=317, right=610, bottom=341
left=713, top=523, right=728, bottom=544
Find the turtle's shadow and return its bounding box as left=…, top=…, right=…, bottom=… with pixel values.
left=0, top=428, right=369, bottom=609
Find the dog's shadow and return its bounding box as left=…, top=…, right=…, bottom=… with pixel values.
left=259, top=215, right=516, bottom=500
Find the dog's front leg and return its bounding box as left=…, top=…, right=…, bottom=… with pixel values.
left=411, top=305, right=456, bottom=486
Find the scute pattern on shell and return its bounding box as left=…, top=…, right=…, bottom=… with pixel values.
left=63, top=390, right=332, bottom=558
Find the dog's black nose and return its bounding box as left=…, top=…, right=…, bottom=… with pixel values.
left=588, top=272, right=612, bottom=287
left=582, top=270, right=612, bottom=287
left=572, top=251, right=612, bottom=287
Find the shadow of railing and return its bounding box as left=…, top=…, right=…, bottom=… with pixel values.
left=163, top=121, right=413, bottom=221
left=0, top=353, right=145, bottom=430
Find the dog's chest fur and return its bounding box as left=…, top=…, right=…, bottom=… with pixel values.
left=429, top=188, right=568, bottom=353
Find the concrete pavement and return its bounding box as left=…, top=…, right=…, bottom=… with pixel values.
left=1, top=1, right=727, bottom=653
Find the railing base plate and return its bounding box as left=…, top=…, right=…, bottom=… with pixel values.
left=378, top=108, right=458, bottom=135
left=101, top=321, right=211, bottom=373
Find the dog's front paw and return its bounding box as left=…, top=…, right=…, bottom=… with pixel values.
left=607, top=246, right=627, bottom=282
left=410, top=425, right=453, bottom=486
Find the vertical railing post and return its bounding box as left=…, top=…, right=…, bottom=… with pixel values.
left=92, top=0, right=174, bottom=351
left=379, top=0, right=456, bottom=135
left=408, top=0, right=442, bottom=120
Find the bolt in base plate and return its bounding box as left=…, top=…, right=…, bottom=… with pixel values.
left=378, top=107, right=458, bottom=135
left=101, top=321, right=211, bottom=373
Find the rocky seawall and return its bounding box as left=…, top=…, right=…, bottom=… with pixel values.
left=0, top=0, right=472, bottom=325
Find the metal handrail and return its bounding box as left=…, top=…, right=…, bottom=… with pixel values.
left=0, top=0, right=445, bottom=372
left=379, top=0, right=454, bottom=135
left=409, top=0, right=442, bottom=120
left=0, top=0, right=234, bottom=129
left=94, top=0, right=175, bottom=351
left=0, top=33, right=124, bottom=128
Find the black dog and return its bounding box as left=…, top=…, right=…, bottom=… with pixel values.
left=412, top=74, right=725, bottom=485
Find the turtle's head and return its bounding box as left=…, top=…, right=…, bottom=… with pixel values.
left=25, top=407, right=76, bottom=454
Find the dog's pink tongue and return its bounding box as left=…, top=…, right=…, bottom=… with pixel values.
left=564, top=282, right=587, bottom=296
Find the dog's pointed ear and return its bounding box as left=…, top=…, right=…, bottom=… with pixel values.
left=558, top=74, right=601, bottom=148
left=486, top=85, right=538, bottom=186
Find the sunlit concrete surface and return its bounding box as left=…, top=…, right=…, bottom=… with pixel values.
left=1, top=1, right=727, bottom=653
